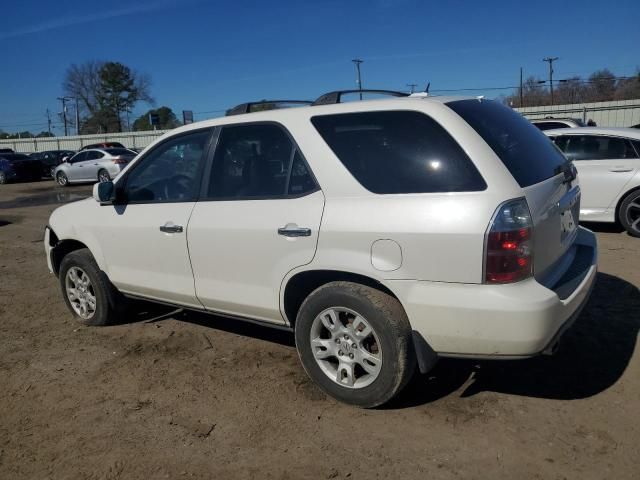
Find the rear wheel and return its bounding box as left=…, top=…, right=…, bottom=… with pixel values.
left=59, top=248, right=127, bottom=326
left=98, top=169, right=110, bottom=183
left=56, top=171, right=68, bottom=186
left=619, top=190, right=640, bottom=237
left=295, top=281, right=416, bottom=408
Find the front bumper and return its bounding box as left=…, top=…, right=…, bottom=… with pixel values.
left=44, top=227, right=54, bottom=273
left=391, top=227, right=598, bottom=358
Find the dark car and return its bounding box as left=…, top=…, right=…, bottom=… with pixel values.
left=79, top=142, right=126, bottom=151
left=0, top=153, right=44, bottom=184
left=0, top=148, right=15, bottom=154
left=30, top=150, right=76, bottom=177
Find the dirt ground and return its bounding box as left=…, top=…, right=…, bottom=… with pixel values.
left=0, top=180, right=639, bottom=479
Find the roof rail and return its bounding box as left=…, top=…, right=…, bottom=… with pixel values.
left=225, top=100, right=313, bottom=116
left=312, top=89, right=409, bottom=106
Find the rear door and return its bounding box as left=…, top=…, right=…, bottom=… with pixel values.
left=448, top=100, right=576, bottom=278
left=84, top=150, right=105, bottom=180
left=554, top=134, right=639, bottom=217
left=66, top=152, right=88, bottom=181
left=188, top=123, right=324, bottom=324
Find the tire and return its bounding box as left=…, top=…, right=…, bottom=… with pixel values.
left=619, top=189, right=640, bottom=238
left=0, top=171, right=6, bottom=184
left=295, top=281, right=416, bottom=408
left=59, top=248, right=127, bottom=326
left=98, top=169, right=110, bottom=183
left=56, top=171, right=69, bottom=187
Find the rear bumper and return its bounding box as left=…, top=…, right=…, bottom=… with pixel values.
left=391, top=227, right=598, bottom=357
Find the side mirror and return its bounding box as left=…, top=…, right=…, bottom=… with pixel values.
left=93, top=181, right=115, bottom=204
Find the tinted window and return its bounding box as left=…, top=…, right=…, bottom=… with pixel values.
left=70, top=152, right=88, bottom=163
left=104, top=148, right=135, bottom=156
left=125, top=130, right=210, bottom=203
left=207, top=123, right=307, bottom=199
left=562, top=136, right=638, bottom=161
left=86, top=151, right=104, bottom=160
left=1, top=154, right=30, bottom=161
left=448, top=100, right=567, bottom=187
left=311, top=111, right=485, bottom=194
left=288, top=150, right=316, bottom=195
left=534, top=121, right=570, bottom=131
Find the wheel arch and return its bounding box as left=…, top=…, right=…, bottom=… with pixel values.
left=281, top=269, right=401, bottom=328
left=614, top=183, right=640, bottom=223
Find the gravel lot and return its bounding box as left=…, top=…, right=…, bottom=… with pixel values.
left=1, top=180, right=639, bottom=479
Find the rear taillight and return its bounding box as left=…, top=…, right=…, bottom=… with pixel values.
left=484, top=198, right=533, bottom=284
left=112, top=157, right=128, bottom=164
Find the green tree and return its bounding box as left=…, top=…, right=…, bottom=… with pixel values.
left=133, top=106, right=181, bottom=131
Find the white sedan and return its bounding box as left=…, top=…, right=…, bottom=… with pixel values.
left=54, top=148, right=137, bottom=186
left=545, top=127, right=640, bottom=237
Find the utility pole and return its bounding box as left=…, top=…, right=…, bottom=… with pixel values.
left=543, top=57, right=559, bottom=105
left=57, top=97, right=68, bottom=136
left=352, top=58, right=363, bottom=100
left=46, top=109, right=52, bottom=135
left=406, top=83, right=417, bottom=94
left=519, top=67, right=524, bottom=108
left=74, top=97, right=80, bottom=135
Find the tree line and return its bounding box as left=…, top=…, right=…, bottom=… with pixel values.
left=507, top=68, right=640, bottom=108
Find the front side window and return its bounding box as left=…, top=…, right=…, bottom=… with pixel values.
left=124, top=130, right=211, bottom=203
left=562, top=135, right=639, bottom=161
left=311, top=110, right=486, bottom=194
left=70, top=152, right=88, bottom=164
left=207, top=123, right=316, bottom=199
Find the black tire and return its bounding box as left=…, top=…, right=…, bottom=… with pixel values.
left=295, top=281, right=416, bottom=408
left=618, top=190, right=640, bottom=238
left=56, top=171, right=69, bottom=187
left=0, top=171, right=6, bottom=184
left=98, top=169, right=110, bottom=183
left=59, top=248, right=127, bottom=326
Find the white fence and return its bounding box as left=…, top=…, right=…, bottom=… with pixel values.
left=516, top=99, right=640, bottom=127
left=0, top=130, right=170, bottom=153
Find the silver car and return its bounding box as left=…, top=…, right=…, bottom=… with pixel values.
left=54, top=148, right=136, bottom=186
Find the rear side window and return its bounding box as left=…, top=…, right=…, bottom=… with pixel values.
left=448, top=99, right=567, bottom=187
left=559, top=135, right=638, bottom=160
left=311, top=111, right=486, bottom=194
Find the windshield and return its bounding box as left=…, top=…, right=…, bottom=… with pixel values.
left=447, top=99, right=567, bottom=187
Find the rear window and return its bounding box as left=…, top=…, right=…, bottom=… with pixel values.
left=311, top=111, right=486, bottom=194
left=104, top=148, right=135, bottom=156
left=448, top=100, right=567, bottom=187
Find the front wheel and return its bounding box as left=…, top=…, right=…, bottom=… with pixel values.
left=59, top=248, right=126, bottom=326
left=56, top=171, right=69, bottom=186
left=295, top=281, right=416, bottom=408
left=619, top=190, right=640, bottom=238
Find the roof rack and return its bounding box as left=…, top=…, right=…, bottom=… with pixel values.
left=225, top=100, right=313, bottom=116
left=312, top=89, right=410, bottom=106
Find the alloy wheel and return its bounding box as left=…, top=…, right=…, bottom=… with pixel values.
left=65, top=267, right=97, bottom=320
left=98, top=171, right=110, bottom=183
left=625, top=198, right=640, bottom=235
left=309, top=307, right=383, bottom=389
left=57, top=172, right=67, bottom=186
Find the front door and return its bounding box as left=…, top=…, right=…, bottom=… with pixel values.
left=188, top=123, right=324, bottom=323
left=90, top=129, right=213, bottom=307
left=556, top=134, right=640, bottom=218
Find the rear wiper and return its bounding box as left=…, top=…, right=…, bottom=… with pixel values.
left=555, top=161, right=576, bottom=184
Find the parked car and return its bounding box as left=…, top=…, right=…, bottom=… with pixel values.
left=45, top=92, right=597, bottom=407
left=30, top=150, right=76, bottom=177
left=531, top=117, right=586, bottom=131
left=79, top=142, right=127, bottom=151
left=0, top=148, right=15, bottom=154
left=545, top=127, right=640, bottom=236
left=0, top=153, right=44, bottom=184
left=54, top=148, right=136, bottom=186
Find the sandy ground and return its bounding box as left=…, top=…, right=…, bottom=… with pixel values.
left=0, top=180, right=639, bottom=479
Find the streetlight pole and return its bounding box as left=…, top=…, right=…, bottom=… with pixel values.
left=543, top=57, right=559, bottom=105
left=352, top=58, right=363, bottom=100
left=57, top=97, right=68, bottom=136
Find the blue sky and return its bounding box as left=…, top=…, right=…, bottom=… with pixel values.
left=1, top=0, right=638, bottom=134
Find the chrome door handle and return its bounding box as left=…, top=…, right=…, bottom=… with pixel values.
left=159, top=224, right=183, bottom=233
left=278, top=224, right=311, bottom=237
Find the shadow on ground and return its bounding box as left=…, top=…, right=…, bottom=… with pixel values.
left=581, top=221, right=626, bottom=234
left=122, top=272, right=639, bottom=408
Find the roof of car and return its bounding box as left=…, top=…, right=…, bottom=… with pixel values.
left=168, top=95, right=477, bottom=137
left=543, top=127, right=640, bottom=139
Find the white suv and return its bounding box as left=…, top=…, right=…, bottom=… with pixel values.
left=45, top=92, right=598, bottom=407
